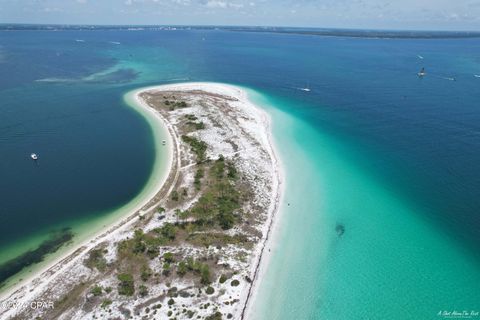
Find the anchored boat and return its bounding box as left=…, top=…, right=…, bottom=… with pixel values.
left=418, top=67, right=426, bottom=77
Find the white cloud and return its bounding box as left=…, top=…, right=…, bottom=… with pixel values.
left=206, top=1, right=227, bottom=8
left=205, top=0, right=244, bottom=9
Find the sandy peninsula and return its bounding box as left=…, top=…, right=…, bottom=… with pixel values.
left=0, top=83, right=282, bottom=320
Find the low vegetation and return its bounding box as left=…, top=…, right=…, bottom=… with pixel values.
left=164, top=99, right=188, bottom=111
left=85, top=248, right=107, bottom=272
left=117, top=273, right=135, bottom=296
left=182, top=135, right=208, bottom=163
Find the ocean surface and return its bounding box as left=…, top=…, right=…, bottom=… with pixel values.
left=0, top=29, right=479, bottom=318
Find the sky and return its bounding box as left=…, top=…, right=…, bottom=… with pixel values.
left=0, top=0, right=480, bottom=31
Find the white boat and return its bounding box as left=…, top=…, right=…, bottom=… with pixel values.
left=300, top=87, right=311, bottom=92
left=474, top=75, right=480, bottom=78
left=31, top=153, right=38, bottom=160
left=418, top=67, right=426, bottom=77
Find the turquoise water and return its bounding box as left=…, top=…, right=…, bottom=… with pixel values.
left=247, top=92, right=480, bottom=319
left=0, top=29, right=479, bottom=317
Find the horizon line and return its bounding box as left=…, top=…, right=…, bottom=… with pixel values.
left=1, top=22, right=480, bottom=34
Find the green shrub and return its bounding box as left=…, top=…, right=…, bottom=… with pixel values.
left=205, top=286, right=214, bottom=295
left=139, top=284, right=148, bottom=297
left=177, top=261, right=187, bottom=277
left=230, top=279, right=240, bottom=287
left=227, top=163, right=237, bottom=179
left=141, top=265, right=152, bottom=282
left=163, top=252, right=175, bottom=263
left=194, top=168, right=204, bottom=190
left=200, top=264, right=211, bottom=285
left=154, top=223, right=177, bottom=241
left=205, top=311, right=222, bottom=320
left=194, top=121, right=206, bottom=130
left=90, top=285, right=102, bottom=296
left=182, top=135, right=207, bottom=163
left=218, top=212, right=235, bottom=230
left=186, top=257, right=201, bottom=272
left=146, top=243, right=159, bottom=259
left=171, top=190, right=179, bottom=201
left=163, top=262, right=171, bottom=276
left=132, top=229, right=146, bottom=254
left=219, top=274, right=227, bottom=284
left=185, top=114, right=197, bottom=121
left=117, top=273, right=135, bottom=296
left=85, top=249, right=107, bottom=272
left=168, top=298, right=175, bottom=306
left=101, top=299, right=112, bottom=309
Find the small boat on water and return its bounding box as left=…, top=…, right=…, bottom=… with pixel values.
left=418, top=67, right=426, bottom=77
left=31, top=153, right=38, bottom=160
left=162, top=140, right=166, bottom=145
left=299, top=84, right=311, bottom=92
left=474, top=75, right=480, bottom=78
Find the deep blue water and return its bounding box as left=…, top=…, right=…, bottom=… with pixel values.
left=0, top=29, right=479, bottom=314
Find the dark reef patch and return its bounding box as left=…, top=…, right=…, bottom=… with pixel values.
left=0, top=227, right=74, bottom=287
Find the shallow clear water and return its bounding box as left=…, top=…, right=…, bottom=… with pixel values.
left=0, top=29, right=479, bottom=317
left=247, top=92, right=480, bottom=320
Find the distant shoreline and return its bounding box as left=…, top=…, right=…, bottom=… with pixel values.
left=1, top=24, right=480, bottom=39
